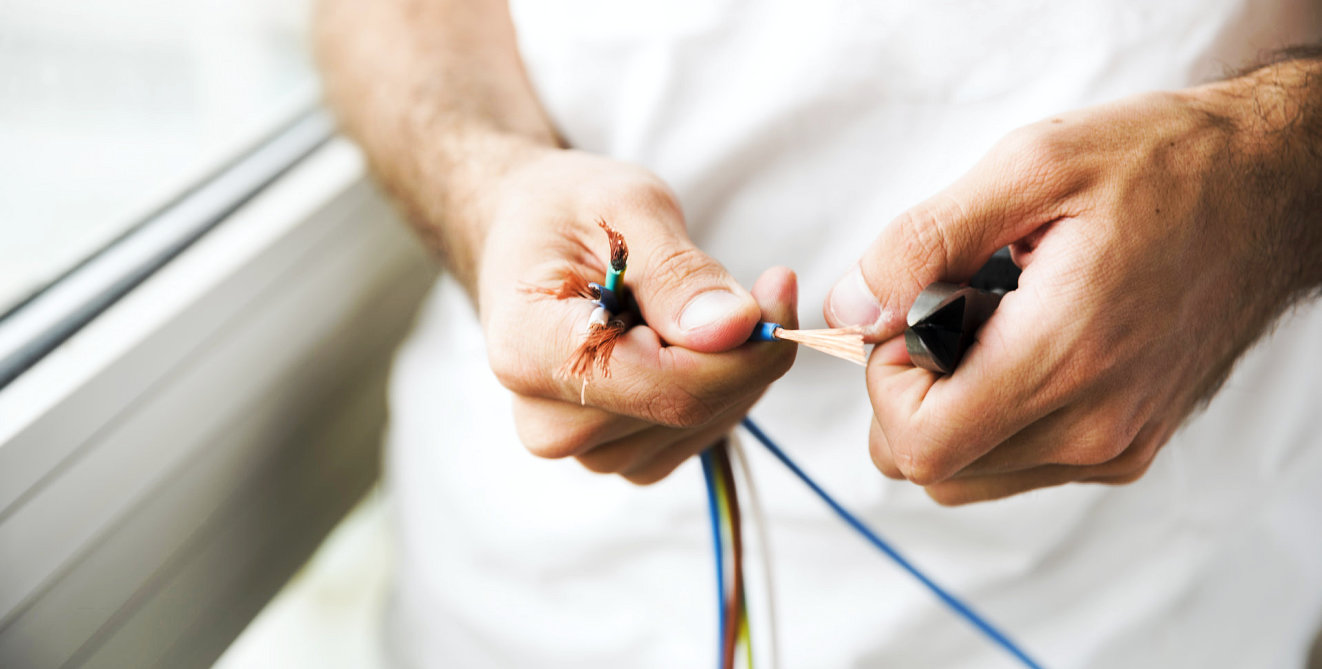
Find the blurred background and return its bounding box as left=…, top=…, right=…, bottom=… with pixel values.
left=0, top=1, right=428, bottom=667
left=1, top=0, right=310, bottom=312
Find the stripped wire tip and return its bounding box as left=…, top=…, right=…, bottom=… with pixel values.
left=772, top=327, right=867, bottom=366
left=519, top=267, right=601, bottom=301
left=750, top=323, right=867, bottom=366
left=519, top=220, right=632, bottom=399
left=560, top=317, right=627, bottom=381
left=598, top=218, right=628, bottom=272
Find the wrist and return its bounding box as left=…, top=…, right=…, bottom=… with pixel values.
left=405, top=120, right=560, bottom=296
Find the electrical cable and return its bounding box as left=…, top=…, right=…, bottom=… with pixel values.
left=714, top=445, right=746, bottom=669
left=699, top=449, right=727, bottom=669
left=740, top=417, right=1045, bottom=669
left=729, top=436, right=779, bottom=669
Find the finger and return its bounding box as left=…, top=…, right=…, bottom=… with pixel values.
left=574, top=424, right=673, bottom=474
left=750, top=265, right=799, bottom=329
left=868, top=415, right=904, bottom=479
left=864, top=281, right=1086, bottom=484
left=584, top=265, right=797, bottom=469
left=950, top=399, right=1144, bottom=478
left=824, top=136, right=1065, bottom=342
left=512, top=395, right=650, bottom=459
left=922, top=464, right=1087, bottom=506
left=579, top=384, right=767, bottom=480
left=921, top=423, right=1165, bottom=505
left=622, top=424, right=734, bottom=486
left=871, top=335, right=909, bottom=366
left=623, top=220, right=761, bottom=352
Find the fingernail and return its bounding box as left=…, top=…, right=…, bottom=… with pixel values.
left=827, top=266, right=881, bottom=327
left=679, top=290, right=743, bottom=332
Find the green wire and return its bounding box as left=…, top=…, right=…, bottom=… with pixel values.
left=604, top=267, right=625, bottom=293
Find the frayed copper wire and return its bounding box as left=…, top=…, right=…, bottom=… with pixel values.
left=519, top=267, right=601, bottom=301
left=519, top=221, right=631, bottom=401
left=561, top=319, right=627, bottom=382
left=598, top=218, right=628, bottom=272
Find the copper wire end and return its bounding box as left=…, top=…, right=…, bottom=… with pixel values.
left=519, top=267, right=601, bottom=301
left=560, top=320, right=628, bottom=397
left=598, top=218, right=628, bottom=272
left=772, top=327, right=867, bottom=366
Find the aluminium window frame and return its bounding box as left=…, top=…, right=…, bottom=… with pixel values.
left=0, top=111, right=436, bottom=668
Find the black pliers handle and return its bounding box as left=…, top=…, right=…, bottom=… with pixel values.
left=904, top=248, right=1020, bottom=375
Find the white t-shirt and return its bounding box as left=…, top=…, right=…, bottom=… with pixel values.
left=384, top=2, right=1322, bottom=667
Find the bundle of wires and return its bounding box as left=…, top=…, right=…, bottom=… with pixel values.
left=699, top=443, right=755, bottom=669
left=533, top=220, right=1042, bottom=668
left=729, top=418, right=1045, bottom=669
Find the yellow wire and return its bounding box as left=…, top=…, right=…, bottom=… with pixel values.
left=712, top=451, right=740, bottom=668
left=739, top=597, right=753, bottom=669
left=713, top=448, right=758, bottom=669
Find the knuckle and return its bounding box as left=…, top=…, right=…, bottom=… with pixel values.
left=1067, top=430, right=1129, bottom=467
left=1075, top=403, right=1144, bottom=465
left=1002, top=124, right=1062, bottom=167
left=924, top=482, right=977, bottom=507
left=511, top=397, right=603, bottom=459
left=1098, top=426, right=1163, bottom=482
left=600, top=170, right=681, bottom=218
left=486, top=325, right=554, bottom=397
left=488, top=347, right=533, bottom=395
left=623, top=469, right=667, bottom=486
left=518, top=426, right=586, bottom=460
left=643, top=244, right=722, bottom=295
left=892, top=208, right=952, bottom=287
left=1094, top=450, right=1154, bottom=485
left=869, top=430, right=903, bottom=480
left=1102, top=464, right=1149, bottom=485
left=628, top=180, right=683, bottom=219
left=576, top=448, right=629, bottom=475
left=891, top=431, right=950, bottom=486
left=1067, top=348, right=1111, bottom=394
left=1009, top=127, right=1079, bottom=193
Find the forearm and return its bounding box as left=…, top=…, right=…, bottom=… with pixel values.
left=313, top=0, right=559, bottom=292
left=1206, top=49, right=1322, bottom=301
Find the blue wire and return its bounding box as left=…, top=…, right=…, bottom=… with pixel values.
left=699, top=449, right=726, bottom=669
left=740, top=417, right=1044, bottom=669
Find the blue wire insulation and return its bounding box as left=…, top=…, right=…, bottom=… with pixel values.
left=699, top=449, right=726, bottom=669
left=588, top=282, right=620, bottom=314
left=749, top=322, right=781, bottom=342
left=740, top=417, right=1045, bottom=669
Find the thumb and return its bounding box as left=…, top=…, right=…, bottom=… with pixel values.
left=628, top=233, right=760, bottom=353
left=825, top=159, right=1049, bottom=343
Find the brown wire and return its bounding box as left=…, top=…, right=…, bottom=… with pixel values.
left=598, top=218, right=628, bottom=272
left=559, top=319, right=627, bottom=380
left=715, top=442, right=744, bottom=669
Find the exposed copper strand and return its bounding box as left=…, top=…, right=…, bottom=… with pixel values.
left=519, top=267, right=601, bottom=301
left=559, top=319, right=627, bottom=385
left=598, top=218, right=628, bottom=272
left=773, top=327, right=867, bottom=365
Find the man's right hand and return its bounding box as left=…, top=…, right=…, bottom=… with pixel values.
left=477, top=150, right=798, bottom=484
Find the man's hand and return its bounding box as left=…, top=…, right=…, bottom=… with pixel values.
left=317, top=0, right=795, bottom=483
left=480, top=150, right=797, bottom=483
left=825, top=58, right=1322, bottom=505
